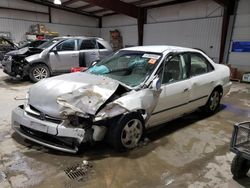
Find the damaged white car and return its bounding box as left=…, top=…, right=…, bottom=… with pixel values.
left=12, top=46, right=231, bottom=153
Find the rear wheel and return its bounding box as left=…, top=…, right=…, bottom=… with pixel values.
left=202, top=89, right=221, bottom=114
left=29, top=64, right=50, bottom=82
left=231, top=155, right=249, bottom=179
left=107, top=113, right=144, bottom=152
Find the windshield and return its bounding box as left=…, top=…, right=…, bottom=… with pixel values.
left=38, top=38, right=60, bottom=49
left=87, top=50, right=162, bottom=87
left=18, top=41, right=30, bottom=48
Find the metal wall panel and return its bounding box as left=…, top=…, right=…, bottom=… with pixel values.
left=147, top=0, right=222, bottom=24
left=144, top=17, right=222, bottom=62
left=101, top=0, right=223, bottom=62
left=102, top=14, right=137, bottom=27
left=0, top=18, right=100, bottom=42
left=227, top=0, right=250, bottom=70
left=51, top=8, right=98, bottom=27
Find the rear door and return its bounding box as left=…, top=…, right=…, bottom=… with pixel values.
left=188, top=52, right=216, bottom=109
left=148, top=53, right=192, bottom=126
left=79, top=39, right=99, bottom=67
left=49, top=39, right=79, bottom=73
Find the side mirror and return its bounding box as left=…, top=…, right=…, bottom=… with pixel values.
left=51, top=47, right=57, bottom=53
left=91, top=61, right=98, bottom=66
left=150, top=76, right=161, bottom=91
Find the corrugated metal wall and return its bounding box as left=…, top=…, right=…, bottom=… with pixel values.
left=227, top=0, right=250, bottom=71
left=0, top=0, right=99, bottom=42
left=101, top=0, right=223, bottom=62
left=0, top=18, right=100, bottom=42
left=144, top=17, right=222, bottom=62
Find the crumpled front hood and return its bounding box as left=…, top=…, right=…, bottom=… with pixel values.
left=25, top=53, right=42, bottom=62
left=29, top=72, right=120, bottom=118
left=7, top=47, right=29, bottom=56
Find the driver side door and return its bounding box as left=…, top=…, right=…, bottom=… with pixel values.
left=148, top=53, right=192, bottom=127
left=49, top=39, right=79, bottom=73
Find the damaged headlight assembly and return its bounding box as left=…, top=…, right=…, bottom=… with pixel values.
left=68, top=115, right=92, bottom=128
left=94, top=103, right=128, bottom=121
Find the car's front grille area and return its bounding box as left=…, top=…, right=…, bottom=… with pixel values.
left=20, top=125, right=78, bottom=149
left=26, top=105, right=62, bottom=124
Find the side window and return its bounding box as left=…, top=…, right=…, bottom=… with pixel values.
left=190, top=53, right=214, bottom=76
left=161, top=54, right=187, bottom=84
left=56, top=39, right=76, bottom=51
left=97, top=42, right=105, bottom=49
left=80, top=40, right=97, bottom=50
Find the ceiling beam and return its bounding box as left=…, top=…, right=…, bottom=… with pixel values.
left=133, top=0, right=159, bottom=6
left=0, top=6, right=48, bottom=15
left=77, top=4, right=95, bottom=10
left=90, top=9, right=108, bottom=14
left=102, top=12, right=117, bottom=17
left=23, top=0, right=99, bottom=18
left=63, top=0, right=80, bottom=6
left=145, top=0, right=195, bottom=9
left=81, top=0, right=139, bottom=18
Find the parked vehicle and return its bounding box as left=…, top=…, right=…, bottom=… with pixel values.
left=1, top=37, right=67, bottom=79
left=2, top=37, right=112, bottom=82
left=0, top=38, right=48, bottom=62
left=230, top=121, right=250, bottom=179
left=0, top=37, right=18, bottom=62
left=12, top=45, right=231, bottom=153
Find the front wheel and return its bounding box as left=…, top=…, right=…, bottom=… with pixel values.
left=107, top=113, right=145, bottom=152
left=231, top=155, right=249, bottom=179
left=29, top=64, right=50, bottom=83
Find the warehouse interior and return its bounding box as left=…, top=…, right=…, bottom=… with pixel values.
left=0, top=0, right=249, bottom=71
left=0, top=0, right=250, bottom=187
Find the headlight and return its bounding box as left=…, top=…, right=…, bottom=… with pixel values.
left=95, top=103, right=128, bottom=121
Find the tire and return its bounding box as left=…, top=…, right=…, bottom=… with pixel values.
left=231, top=155, right=249, bottom=179
left=29, top=64, right=50, bottom=83
left=107, top=113, right=145, bottom=152
left=202, top=89, right=221, bottom=115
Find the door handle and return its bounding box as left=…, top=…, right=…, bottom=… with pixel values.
left=71, top=54, right=77, bottom=57
left=90, top=52, right=96, bottom=55
left=183, top=88, right=189, bottom=92
left=210, top=81, right=215, bottom=84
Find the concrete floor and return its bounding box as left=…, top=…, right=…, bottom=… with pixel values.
left=0, top=70, right=250, bottom=188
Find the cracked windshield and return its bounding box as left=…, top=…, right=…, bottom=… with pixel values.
left=87, top=51, right=162, bottom=87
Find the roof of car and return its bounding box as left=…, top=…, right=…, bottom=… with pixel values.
left=54, top=36, right=105, bottom=41
left=122, top=45, right=200, bottom=53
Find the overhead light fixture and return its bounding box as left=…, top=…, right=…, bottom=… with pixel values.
left=54, top=0, right=62, bottom=5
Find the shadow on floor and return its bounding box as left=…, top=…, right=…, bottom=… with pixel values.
left=12, top=104, right=227, bottom=161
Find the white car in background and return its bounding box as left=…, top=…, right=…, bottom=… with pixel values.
left=12, top=46, right=231, bottom=153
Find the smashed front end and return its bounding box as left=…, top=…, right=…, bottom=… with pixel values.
left=2, top=55, right=30, bottom=77
left=2, top=47, right=41, bottom=78
left=11, top=70, right=160, bottom=153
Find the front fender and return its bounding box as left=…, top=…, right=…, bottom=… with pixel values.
left=95, top=88, right=161, bottom=122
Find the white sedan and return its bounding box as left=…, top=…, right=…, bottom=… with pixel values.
left=12, top=46, right=231, bottom=153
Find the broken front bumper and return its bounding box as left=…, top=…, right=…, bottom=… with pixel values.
left=12, top=105, right=86, bottom=153
left=2, top=59, right=15, bottom=76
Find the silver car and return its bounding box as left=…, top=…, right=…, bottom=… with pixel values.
left=3, top=37, right=112, bottom=82
left=12, top=46, right=231, bottom=153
